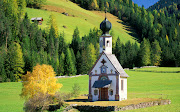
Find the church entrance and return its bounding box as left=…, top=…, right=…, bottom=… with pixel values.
left=100, top=88, right=108, bottom=100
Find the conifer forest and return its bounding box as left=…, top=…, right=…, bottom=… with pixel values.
left=0, top=0, right=179, bottom=82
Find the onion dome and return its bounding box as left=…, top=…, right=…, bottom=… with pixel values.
left=100, top=17, right=112, bottom=34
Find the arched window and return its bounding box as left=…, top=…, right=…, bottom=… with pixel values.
left=94, top=89, right=98, bottom=95
left=100, top=76, right=108, bottom=80
left=106, top=40, right=110, bottom=47
left=101, top=66, right=107, bottom=73
left=109, top=89, right=113, bottom=96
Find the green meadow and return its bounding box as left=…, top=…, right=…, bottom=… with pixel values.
left=26, top=0, right=138, bottom=43
left=131, top=67, right=180, bottom=72
left=0, top=67, right=180, bottom=112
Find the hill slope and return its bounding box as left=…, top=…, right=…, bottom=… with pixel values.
left=26, top=0, right=138, bottom=43
left=148, top=0, right=180, bottom=11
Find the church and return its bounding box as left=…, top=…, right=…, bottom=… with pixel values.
left=88, top=15, right=129, bottom=101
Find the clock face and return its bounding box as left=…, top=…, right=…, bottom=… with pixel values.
left=100, top=76, right=108, bottom=81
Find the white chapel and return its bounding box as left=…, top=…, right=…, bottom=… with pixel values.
left=88, top=15, right=129, bottom=101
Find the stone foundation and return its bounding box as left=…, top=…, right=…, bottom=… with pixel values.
left=71, top=99, right=171, bottom=112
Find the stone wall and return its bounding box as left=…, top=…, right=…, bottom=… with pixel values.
left=71, top=99, right=171, bottom=112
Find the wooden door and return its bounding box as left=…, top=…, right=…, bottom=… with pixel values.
left=100, top=88, right=108, bottom=100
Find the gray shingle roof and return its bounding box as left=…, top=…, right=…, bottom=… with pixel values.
left=92, top=80, right=112, bottom=88
left=106, top=53, right=129, bottom=77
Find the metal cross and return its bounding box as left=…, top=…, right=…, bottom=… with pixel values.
left=101, top=59, right=106, bottom=65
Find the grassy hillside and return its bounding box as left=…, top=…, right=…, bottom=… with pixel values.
left=0, top=67, right=180, bottom=111
left=26, top=0, right=138, bottom=43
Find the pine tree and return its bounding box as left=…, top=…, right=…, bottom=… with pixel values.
left=71, top=27, right=81, bottom=55
left=80, top=49, right=88, bottom=74
left=86, top=43, right=96, bottom=71
left=76, top=51, right=81, bottom=74
left=139, top=38, right=151, bottom=66
left=59, top=52, right=65, bottom=76
left=114, top=37, right=121, bottom=58
left=3, top=0, right=19, bottom=37
left=47, top=14, right=59, bottom=38
left=70, top=48, right=77, bottom=75
left=151, top=40, right=162, bottom=66
left=64, top=48, right=75, bottom=76
left=17, top=0, right=26, bottom=18
left=6, top=42, right=25, bottom=81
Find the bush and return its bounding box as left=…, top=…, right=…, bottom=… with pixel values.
left=6, top=78, right=11, bottom=82
left=24, top=92, right=64, bottom=112
left=0, top=76, right=2, bottom=83
left=72, top=83, right=81, bottom=98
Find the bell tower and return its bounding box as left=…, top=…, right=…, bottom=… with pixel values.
left=99, top=11, right=112, bottom=54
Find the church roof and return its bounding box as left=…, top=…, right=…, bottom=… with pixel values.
left=106, top=53, right=129, bottom=77
left=92, top=80, right=112, bottom=88
left=88, top=52, right=129, bottom=77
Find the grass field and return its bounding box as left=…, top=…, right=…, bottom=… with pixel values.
left=26, top=0, right=138, bottom=43
left=132, top=67, right=180, bottom=72
left=0, top=67, right=179, bottom=112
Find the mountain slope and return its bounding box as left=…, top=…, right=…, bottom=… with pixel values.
left=26, top=0, right=138, bottom=43
left=148, top=0, right=180, bottom=11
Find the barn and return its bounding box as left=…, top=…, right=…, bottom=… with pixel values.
left=31, top=17, right=43, bottom=25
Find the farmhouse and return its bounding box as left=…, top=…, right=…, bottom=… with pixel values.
left=88, top=15, right=129, bottom=101
left=31, top=17, right=43, bottom=25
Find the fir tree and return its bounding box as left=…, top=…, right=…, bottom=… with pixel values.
left=86, top=43, right=96, bottom=71
left=71, top=27, right=81, bottom=55
left=64, top=48, right=75, bottom=76
left=139, top=38, right=151, bottom=66
left=151, top=40, right=162, bottom=66
left=76, top=51, right=82, bottom=74
left=80, top=49, right=88, bottom=74
left=6, top=42, right=25, bottom=81
left=59, top=52, right=65, bottom=76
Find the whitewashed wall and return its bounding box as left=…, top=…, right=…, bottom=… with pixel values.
left=91, top=76, right=99, bottom=101
left=119, top=78, right=127, bottom=101
left=99, top=36, right=112, bottom=54
left=108, top=76, right=116, bottom=101
left=91, top=54, right=116, bottom=75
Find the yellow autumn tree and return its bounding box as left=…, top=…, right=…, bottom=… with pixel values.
left=21, top=64, right=62, bottom=99
left=90, top=0, right=99, bottom=10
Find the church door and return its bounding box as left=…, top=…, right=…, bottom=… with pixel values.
left=100, top=88, right=108, bottom=100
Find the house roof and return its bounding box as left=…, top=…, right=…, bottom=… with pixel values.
left=92, top=80, right=112, bottom=88
left=31, top=17, right=43, bottom=21
left=106, top=53, right=129, bottom=77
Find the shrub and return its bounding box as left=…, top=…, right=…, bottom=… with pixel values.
left=6, top=78, right=11, bottom=82
left=72, top=83, right=81, bottom=98
left=0, top=76, right=2, bottom=83
left=24, top=92, right=64, bottom=112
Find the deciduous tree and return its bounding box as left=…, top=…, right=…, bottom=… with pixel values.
left=21, top=64, right=62, bottom=99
